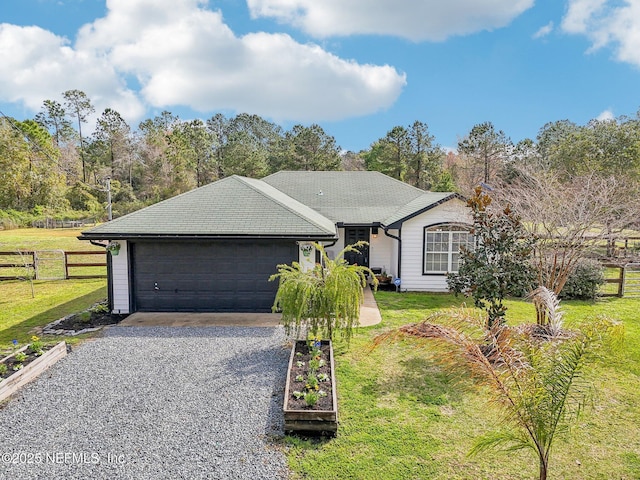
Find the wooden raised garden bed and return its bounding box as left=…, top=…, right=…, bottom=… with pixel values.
left=0, top=341, right=67, bottom=402
left=283, top=340, right=338, bottom=435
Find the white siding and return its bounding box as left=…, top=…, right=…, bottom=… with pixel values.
left=370, top=230, right=397, bottom=278
left=400, top=199, right=471, bottom=292
left=324, top=227, right=398, bottom=277
left=323, top=228, right=344, bottom=261
left=111, top=240, right=130, bottom=314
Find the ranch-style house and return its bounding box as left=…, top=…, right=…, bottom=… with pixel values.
left=80, top=171, right=472, bottom=313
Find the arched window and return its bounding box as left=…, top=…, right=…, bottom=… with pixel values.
left=423, top=223, right=472, bottom=274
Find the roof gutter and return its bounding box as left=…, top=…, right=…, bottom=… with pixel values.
left=320, top=238, right=338, bottom=249
left=89, top=240, right=109, bottom=248
left=386, top=193, right=466, bottom=229
left=336, top=222, right=380, bottom=228
left=79, top=233, right=338, bottom=242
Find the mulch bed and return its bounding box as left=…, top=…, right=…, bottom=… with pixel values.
left=53, top=312, right=125, bottom=331
left=43, top=302, right=128, bottom=335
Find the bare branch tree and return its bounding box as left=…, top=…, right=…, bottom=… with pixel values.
left=495, top=167, right=640, bottom=323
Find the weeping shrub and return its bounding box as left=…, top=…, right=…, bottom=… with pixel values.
left=270, top=241, right=376, bottom=343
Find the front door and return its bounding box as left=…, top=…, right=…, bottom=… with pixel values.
left=344, top=228, right=370, bottom=266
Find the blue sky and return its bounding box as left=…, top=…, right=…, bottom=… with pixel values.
left=1, top=0, right=639, bottom=151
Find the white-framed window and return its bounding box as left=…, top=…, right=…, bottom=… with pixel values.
left=423, top=224, right=472, bottom=274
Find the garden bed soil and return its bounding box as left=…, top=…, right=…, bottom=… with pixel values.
left=286, top=342, right=334, bottom=411
left=284, top=340, right=338, bottom=435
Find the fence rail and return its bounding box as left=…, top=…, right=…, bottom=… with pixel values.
left=64, top=251, right=107, bottom=279
left=0, top=251, right=35, bottom=280
left=0, top=250, right=106, bottom=280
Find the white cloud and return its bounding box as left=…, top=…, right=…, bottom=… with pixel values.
left=532, top=21, right=554, bottom=39
left=596, top=109, right=614, bottom=121
left=247, top=0, right=535, bottom=41
left=561, top=0, right=606, bottom=34
left=0, top=23, right=144, bottom=120
left=0, top=0, right=406, bottom=124
left=562, top=0, right=640, bottom=68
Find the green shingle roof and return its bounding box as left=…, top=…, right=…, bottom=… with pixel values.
left=262, top=171, right=433, bottom=224
left=81, top=171, right=462, bottom=240
left=81, top=175, right=337, bottom=239
left=383, top=192, right=462, bottom=227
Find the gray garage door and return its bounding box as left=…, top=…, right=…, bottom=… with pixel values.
left=132, top=240, right=297, bottom=312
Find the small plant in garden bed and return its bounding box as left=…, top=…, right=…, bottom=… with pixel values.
left=29, top=335, right=44, bottom=356
left=0, top=337, right=56, bottom=380
left=304, top=390, right=319, bottom=407
left=12, top=352, right=27, bottom=371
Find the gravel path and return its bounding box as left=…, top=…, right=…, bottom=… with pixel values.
left=0, top=326, right=292, bottom=480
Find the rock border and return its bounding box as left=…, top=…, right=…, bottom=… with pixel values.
left=42, top=301, right=120, bottom=336
left=42, top=313, right=105, bottom=336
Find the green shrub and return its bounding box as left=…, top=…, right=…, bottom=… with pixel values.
left=560, top=259, right=605, bottom=300
left=0, top=209, right=35, bottom=230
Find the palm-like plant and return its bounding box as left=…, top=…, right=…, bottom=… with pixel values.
left=270, top=241, right=376, bottom=342
left=376, top=288, right=622, bottom=480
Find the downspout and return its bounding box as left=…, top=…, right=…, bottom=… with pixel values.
left=321, top=238, right=338, bottom=248
left=88, top=239, right=112, bottom=310
left=383, top=225, right=402, bottom=282
left=318, top=238, right=339, bottom=265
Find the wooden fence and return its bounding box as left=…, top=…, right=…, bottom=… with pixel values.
left=0, top=250, right=106, bottom=280
left=31, top=219, right=95, bottom=229
left=600, top=263, right=640, bottom=297
left=601, top=263, right=625, bottom=297
left=0, top=251, right=35, bottom=280
left=64, top=251, right=107, bottom=279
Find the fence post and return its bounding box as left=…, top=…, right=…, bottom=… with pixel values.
left=620, top=264, right=626, bottom=297
left=34, top=251, right=39, bottom=280
left=64, top=251, right=69, bottom=280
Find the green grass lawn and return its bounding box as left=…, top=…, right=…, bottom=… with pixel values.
left=285, top=292, right=640, bottom=480
left=0, top=227, right=99, bottom=251
left=0, top=228, right=107, bottom=353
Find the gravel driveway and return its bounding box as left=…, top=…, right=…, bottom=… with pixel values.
left=0, top=326, right=292, bottom=479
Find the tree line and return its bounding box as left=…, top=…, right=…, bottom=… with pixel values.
left=1, top=89, right=639, bottom=223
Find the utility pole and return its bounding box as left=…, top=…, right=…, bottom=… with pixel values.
left=106, top=177, right=112, bottom=221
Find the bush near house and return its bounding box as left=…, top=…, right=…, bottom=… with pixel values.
left=560, top=258, right=606, bottom=300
